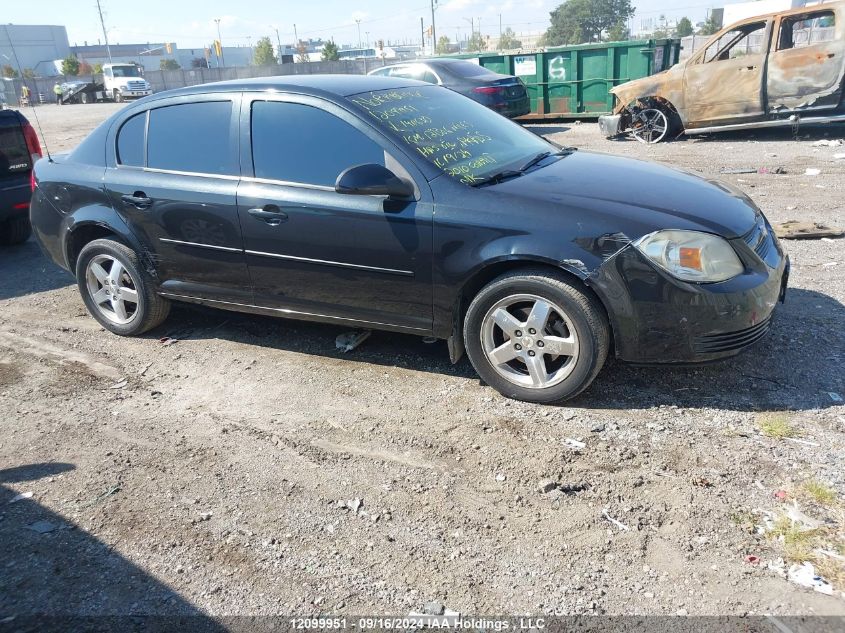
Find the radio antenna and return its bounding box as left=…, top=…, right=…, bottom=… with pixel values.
left=2, top=25, right=53, bottom=161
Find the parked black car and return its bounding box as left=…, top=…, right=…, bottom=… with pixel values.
left=369, top=59, right=530, bottom=119
left=30, top=76, right=788, bottom=403
left=1, top=109, right=42, bottom=245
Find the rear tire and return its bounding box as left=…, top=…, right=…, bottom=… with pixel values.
left=463, top=269, right=609, bottom=403
left=75, top=238, right=170, bottom=336
left=1, top=216, right=32, bottom=246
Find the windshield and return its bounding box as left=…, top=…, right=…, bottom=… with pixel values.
left=112, top=66, right=142, bottom=78
left=347, top=86, right=551, bottom=185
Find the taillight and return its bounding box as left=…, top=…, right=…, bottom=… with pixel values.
left=31, top=169, right=36, bottom=193
left=22, top=121, right=42, bottom=163
left=473, top=86, right=505, bottom=95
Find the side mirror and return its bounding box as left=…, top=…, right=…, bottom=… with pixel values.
left=335, top=164, right=414, bottom=199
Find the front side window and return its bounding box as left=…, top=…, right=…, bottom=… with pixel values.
left=779, top=11, right=836, bottom=49
left=116, top=112, right=146, bottom=167
left=347, top=85, right=551, bottom=185
left=702, top=22, right=767, bottom=62
left=251, top=101, right=386, bottom=187
left=146, top=101, right=235, bottom=175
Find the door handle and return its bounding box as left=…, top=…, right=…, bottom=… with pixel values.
left=248, top=206, right=288, bottom=226
left=121, top=192, right=152, bottom=209
left=741, top=65, right=757, bottom=71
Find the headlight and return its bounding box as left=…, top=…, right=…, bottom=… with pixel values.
left=634, top=230, right=744, bottom=282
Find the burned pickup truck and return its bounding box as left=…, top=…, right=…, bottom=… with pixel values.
left=600, top=1, right=845, bottom=143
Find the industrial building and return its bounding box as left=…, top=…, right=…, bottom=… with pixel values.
left=0, top=24, right=70, bottom=77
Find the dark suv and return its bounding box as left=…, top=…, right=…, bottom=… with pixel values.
left=1, top=109, right=41, bottom=245
left=30, top=76, right=786, bottom=403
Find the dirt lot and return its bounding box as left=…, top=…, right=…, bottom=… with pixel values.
left=1, top=103, right=844, bottom=619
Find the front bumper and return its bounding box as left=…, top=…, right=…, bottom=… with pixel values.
left=590, top=222, right=788, bottom=364
left=121, top=90, right=152, bottom=98
left=598, top=114, right=623, bottom=137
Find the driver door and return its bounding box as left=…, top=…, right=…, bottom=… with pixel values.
left=684, top=20, right=771, bottom=125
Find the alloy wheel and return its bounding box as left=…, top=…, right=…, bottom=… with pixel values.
left=632, top=108, right=669, bottom=144
left=85, top=254, right=140, bottom=325
left=480, top=293, right=580, bottom=389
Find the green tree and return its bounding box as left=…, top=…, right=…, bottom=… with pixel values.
left=22, top=68, right=35, bottom=79
left=467, top=31, right=486, bottom=52
left=698, top=15, right=721, bottom=36
left=321, top=40, right=339, bottom=61
left=545, top=0, right=635, bottom=46
left=61, top=55, right=80, bottom=76
left=435, top=35, right=451, bottom=54
left=93, top=63, right=103, bottom=74
left=606, top=21, right=628, bottom=41
left=160, top=58, right=181, bottom=70
left=253, top=36, right=278, bottom=66
left=498, top=27, right=522, bottom=49
left=676, top=16, right=694, bottom=37
left=1, top=65, right=19, bottom=78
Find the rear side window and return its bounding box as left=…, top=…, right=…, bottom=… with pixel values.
left=0, top=116, right=30, bottom=176
left=147, top=101, right=235, bottom=175
left=117, top=112, right=146, bottom=167
left=779, top=11, right=836, bottom=49
left=251, top=101, right=386, bottom=187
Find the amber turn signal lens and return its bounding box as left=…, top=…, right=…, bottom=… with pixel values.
left=679, top=247, right=702, bottom=271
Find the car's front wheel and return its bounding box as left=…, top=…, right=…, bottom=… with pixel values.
left=75, top=238, right=170, bottom=335
left=464, top=269, right=609, bottom=403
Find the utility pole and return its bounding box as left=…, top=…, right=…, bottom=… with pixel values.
left=420, top=17, right=425, bottom=54
left=499, top=14, right=502, bottom=48
left=356, top=19, right=362, bottom=48
left=214, top=18, right=225, bottom=66
left=274, top=27, right=282, bottom=60
left=366, top=31, right=369, bottom=48
left=95, top=0, right=112, bottom=62
left=430, top=0, right=437, bottom=51
left=293, top=23, right=299, bottom=47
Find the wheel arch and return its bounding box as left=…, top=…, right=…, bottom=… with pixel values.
left=447, top=257, right=616, bottom=364
left=64, top=214, right=148, bottom=279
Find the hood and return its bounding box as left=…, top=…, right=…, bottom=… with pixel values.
left=491, top=151, right=759, bottom=240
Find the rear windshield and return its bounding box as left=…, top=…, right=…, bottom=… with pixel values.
left=445, top=61, right=499, bottom=78
left=0, top=118, right=30, bottom=177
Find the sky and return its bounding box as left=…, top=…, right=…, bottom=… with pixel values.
left=7, top=0, right=748, bottom=48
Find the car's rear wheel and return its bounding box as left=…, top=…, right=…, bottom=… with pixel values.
left=75, top=238, right=170, bottom=335
left=1, top=216, right=32, bottom=245
left=464, top=269, right=609, bottom=403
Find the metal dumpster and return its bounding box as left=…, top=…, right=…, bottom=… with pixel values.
left=449, top=39, right=680, bottom=120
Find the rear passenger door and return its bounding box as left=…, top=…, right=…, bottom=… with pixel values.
left=236, top=95, right=433, bottom=333
left=105, top=94, right=252, bottom=304
left=767, top=8, right=844, bottom=112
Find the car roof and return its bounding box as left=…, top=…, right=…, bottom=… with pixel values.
left=151, top=74, right=429, bottom=100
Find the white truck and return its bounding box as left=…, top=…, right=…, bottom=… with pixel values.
left=60, top=63, right=153, bottom=104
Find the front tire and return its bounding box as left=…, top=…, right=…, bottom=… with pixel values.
left=464, top=269, right=609, bottom=403
left=114, top=89, right=123, bottom=103
left=1, top=216, right=32, bottom=245
left=75, top=238, right=170, bottom=335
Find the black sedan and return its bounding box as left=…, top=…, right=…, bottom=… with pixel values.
left=368, top=58, right=530, bottom=119
left=30, top=76, right=788, bottom=403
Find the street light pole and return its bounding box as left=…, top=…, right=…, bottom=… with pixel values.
left=430, top=0, right=438, bottom=51
left=214, top=18, right=225, bottom=67
left=274, top=27, right=282, bottom=60
left=356, top=19, right=362, bottom=48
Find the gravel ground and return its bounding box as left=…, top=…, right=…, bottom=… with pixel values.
left=1, top=102, right=844, bottom=619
